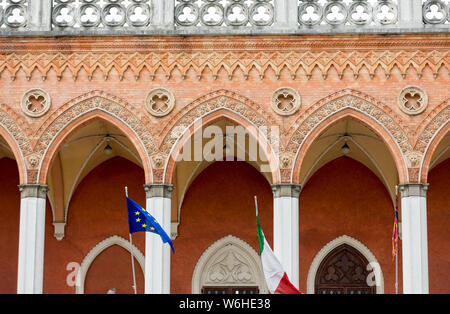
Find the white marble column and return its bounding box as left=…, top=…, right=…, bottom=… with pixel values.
left=17, top=184, right=48, bottom=294
left=272, top=184, right=301, bottom=289
left=399, top=183, right=429, bottom=294
left=143, top=184, right=173, bottom=294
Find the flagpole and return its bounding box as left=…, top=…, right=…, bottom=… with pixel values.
left=395, top=185, right=398, bottom=295
left=125, top=186, right=137, bottom=295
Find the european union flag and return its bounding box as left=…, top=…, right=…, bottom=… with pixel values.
left=126, top=197, right=174, bottom=253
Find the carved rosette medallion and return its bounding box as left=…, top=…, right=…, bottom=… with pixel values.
left=271, top=87, right=301, bottom=116
left=398, top=86, right=428, bottom=116
left=145, top=88, right=175, bottom=117
left=21, top=88, right=51, bottom=118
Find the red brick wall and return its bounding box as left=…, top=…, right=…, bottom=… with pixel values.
left=0, top=158, right=20, bottom=293
left=171, top=161, right=274, bottom=294
left=43, top=156, right=146, bottom=293
left=427, top=158, right=450, bottom=294
left=84, top=244, right=144, bottom=294
left=299, top=157, right=399, bottom=294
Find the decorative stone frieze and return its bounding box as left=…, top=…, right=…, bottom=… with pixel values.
left=0, top=37, right=448, bottom=82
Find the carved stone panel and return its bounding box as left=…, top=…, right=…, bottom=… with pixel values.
left=175, top=0, right=274, bottom=27
left=191, top=235, right=266, bottom=293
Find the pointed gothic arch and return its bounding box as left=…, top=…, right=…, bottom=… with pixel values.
left=417, top=101, right=450, bottom=183
left=289, top=93, right=409, bottom=185
left=34, top=91, right=154, bottom=184
left=306, top=235, right=384, bottom=294
left=75, top=235, right=145, bottom=294
left=159, top=90, right=280, bottom=185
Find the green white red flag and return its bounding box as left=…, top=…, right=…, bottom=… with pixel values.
left=255, top=198, right=302, bottom=294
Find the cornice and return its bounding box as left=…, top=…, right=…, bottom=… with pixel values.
left=0, top=34, right=448, bottom=82
left=1, top=33, right=449, bottom=52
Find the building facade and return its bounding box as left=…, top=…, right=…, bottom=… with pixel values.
left=0, top=0, right=448, bottom=294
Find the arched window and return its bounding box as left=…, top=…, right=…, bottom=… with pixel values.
left=76, top=235, right=145, bottom=294
left=315, top=244, right=376, bottom=295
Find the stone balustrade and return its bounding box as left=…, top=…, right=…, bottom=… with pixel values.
left=0, top=0, right=448, bottom=36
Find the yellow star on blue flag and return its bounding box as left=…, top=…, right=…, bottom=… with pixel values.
left=126, top=197, right=174, bottom=253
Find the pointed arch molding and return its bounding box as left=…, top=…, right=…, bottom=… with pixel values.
left=191, top=235, right=268, bottom=294
left=31, top=90, right=155, bottom=184
left=0, top=104, right=30, bottom=184
left=415, top=99, right=450, bottom=183
left=157, top=89, right=280, bottom=184
left=75, top=235, right=145, bottom=294
left=306, top=235, right=385, bottom=294
left=287, top=89, right=410, bottom=184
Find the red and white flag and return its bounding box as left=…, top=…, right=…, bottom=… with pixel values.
left=256, top=198, right=302, bottom=294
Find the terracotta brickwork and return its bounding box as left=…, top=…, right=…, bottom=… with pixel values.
left=0, top=33, right=448, bottom=294
left=0, top=34, right=448, bottom=186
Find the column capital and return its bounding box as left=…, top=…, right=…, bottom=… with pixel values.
left=398, top=183, right=429, bottom=198
left=271, top=184, right=301, bottom=198
left=18, top=184, right=49, bottom=199
left=143, top=184, right=173, bottom=198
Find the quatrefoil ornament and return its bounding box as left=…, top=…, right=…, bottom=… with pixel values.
left=21, top=89, right=51, bottom=118
left=271, top=87, right=301, bottom=116
left=145, top=88, right=175, bottom=117
left=398, top=86, right=428, bottom=116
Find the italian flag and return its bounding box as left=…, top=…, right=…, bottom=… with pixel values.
left=256, top=201, right=302, bottom=294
